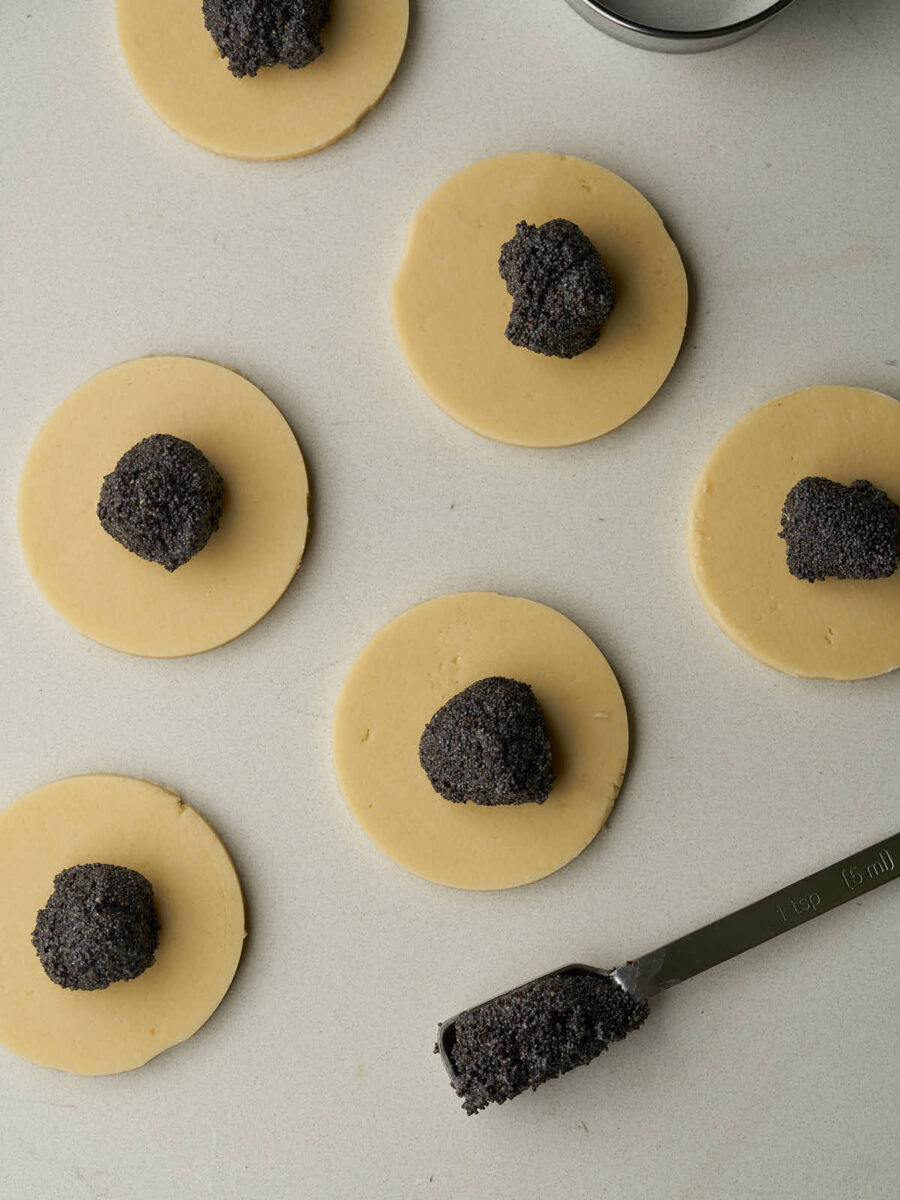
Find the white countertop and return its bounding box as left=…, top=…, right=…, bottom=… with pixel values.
left=0, top=2, right=897, bottom=1197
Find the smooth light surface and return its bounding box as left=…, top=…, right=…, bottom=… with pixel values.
left=117, top=0, right=409, bottom=160
left=391, top=153, right=687, bottom=446
left=0, top=0, right=898, bottom=1196
left=18, top=356, right=310, bottom=657
left=687, top=387, right=900, bottom=679
left=334, top=592, right=628, bottom=889
left=0, top=775, right=245, bottom=1075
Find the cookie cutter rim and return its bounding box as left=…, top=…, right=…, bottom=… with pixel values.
left=565, top=0, right=797, bottom=53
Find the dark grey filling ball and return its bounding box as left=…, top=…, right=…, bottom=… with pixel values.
left=448, top=970, right=649, bottom=1115
left=779, top=476, right=900, bottom=582
left=203, top=0, right=332, bottom=78
left=419, top=676, right=554, bottom=807
left=498, top=218, right=615, bottom=359
left=32, top=864, right=159, bottom=992
left=97, top=433, right=223, bottom=572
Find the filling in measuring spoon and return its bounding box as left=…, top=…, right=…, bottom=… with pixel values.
left=437, top=832, right=899, bottom=1112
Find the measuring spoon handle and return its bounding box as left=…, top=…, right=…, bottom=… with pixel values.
left=614, top=832, right=900, bottom=1002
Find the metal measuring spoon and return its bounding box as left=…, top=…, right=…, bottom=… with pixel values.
left=438, top=831, right=898, bottom=1110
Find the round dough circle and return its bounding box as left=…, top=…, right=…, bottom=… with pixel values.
left=687, top=386, right=900, bottom=680
left=333, top=592, right=629, bottom=890
left=390, top=152, right=688, bottom=447
left=0, top=775, right=245, bottom=1076
left=117, top=0, right=409, bottom=161
left=18, top=355, right=309, bottom=658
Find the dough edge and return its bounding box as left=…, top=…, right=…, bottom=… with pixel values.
left=116, top=0, right=410, bottom=161
left=17, top=354, right=310, bottom=658
left=686, top=385, right=900, bottom=680
left=0, top=774, right=246, bottom=1076
left=390, top=151, right=689, bottom=447
left=333, top=591, right=630, bottom=890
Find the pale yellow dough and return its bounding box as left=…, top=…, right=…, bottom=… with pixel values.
left=687, top=386, right=900, bottom=680
left=0, top=775, right=245, bottom=1076
left=117, top=0, right=409, bottom=161
left=390, top=153, right=688, bottom=448
left=333, top=592, right=629, bottom=890
left=18, top=356, right=309, bottom=658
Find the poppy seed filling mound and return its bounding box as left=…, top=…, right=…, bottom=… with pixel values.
left=498, top=218, right=615, bottom=359
left=32, top=864, right=160, bottom=991
left=97, top=433, right=224, bottom=572
left=203, top=0, right=332, bottom=78
left=449, top=970, right=649, bottom=1114
left=419, top=676, right=554, bottom=806
left=779, top=476, right=900, bottom=582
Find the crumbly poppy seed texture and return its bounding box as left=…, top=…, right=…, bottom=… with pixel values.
left=498, top=218, right=615, bottom=359
left=448, top=971, right=649, bottom=1114
left=97, top=434, right=224, bottom=572
left=779, top=477, right=900, bottom=582
left=203, top=0, right=332, bottom=78
left=32, top=864, right=160, bottom=992
left=419, top=676, right=554, bottom=806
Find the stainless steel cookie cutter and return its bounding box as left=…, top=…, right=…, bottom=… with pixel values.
left=564, top=0, right=796, bottom=53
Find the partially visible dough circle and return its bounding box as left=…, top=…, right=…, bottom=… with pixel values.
left=687, top=386, right=900, bottom=680
left=117, top=0, right=409, bottom=161
left=0, top=775, right=245, bottom=1076
left=391, top=153, right=688, bottom=447
left=18, top=355, right=309, bottom=658
left=333, top=592, right=629, bottom=890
